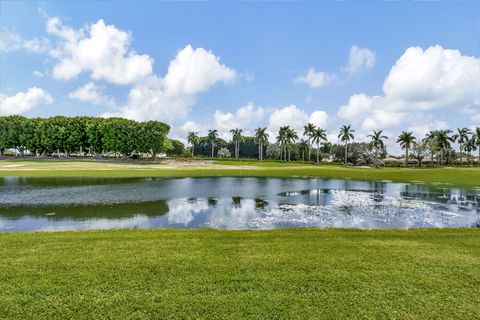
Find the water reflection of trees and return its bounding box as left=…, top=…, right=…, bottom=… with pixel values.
left=254, top=198, right=269, bottom=210
left=400, top=185, right=479, bottom=211
left=232, top=196, right=242, bottom=208
left=0, top=200, right=170, bottom=221
left=208, top=197, right=218, bottom=207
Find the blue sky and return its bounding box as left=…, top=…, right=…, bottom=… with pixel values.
left=0, top=0, right=479, bottom=151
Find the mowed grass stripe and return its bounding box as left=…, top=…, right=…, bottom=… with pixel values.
left=0, top=160, right=479, bottom=186
left=0, top=228, right=479, bottom=319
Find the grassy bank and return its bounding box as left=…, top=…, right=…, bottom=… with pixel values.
left=0, top=228, right=479, bottom=319
left=0, top=159, right=480, bottom=186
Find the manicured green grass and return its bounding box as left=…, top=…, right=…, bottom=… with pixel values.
left=214, top=160, right=314, bottom=167
left=1, top=160, right=479, bottom=186
left=1, top=228, right=479, bottom=319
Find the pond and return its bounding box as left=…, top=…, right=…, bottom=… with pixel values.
left=0, top=177, right=479, bottom=231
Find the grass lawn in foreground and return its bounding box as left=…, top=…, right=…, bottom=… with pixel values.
left=0, top=159, right=479, bottom=186
left=0, top=228, right=479, bottom=319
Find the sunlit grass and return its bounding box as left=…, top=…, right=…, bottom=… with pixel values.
left=0, top=160, right=479, bottom=186
left=1, top=228, right=479, bottom=319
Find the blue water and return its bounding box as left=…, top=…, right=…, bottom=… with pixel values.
left=0, top=177, right=478, bottom=231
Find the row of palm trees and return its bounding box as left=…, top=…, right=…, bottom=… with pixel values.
left=389, top=128, right=480, bottom=165
left=187, top=125, right=480, bottom=165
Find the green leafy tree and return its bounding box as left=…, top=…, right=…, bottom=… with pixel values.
left=102, top=118, right=140, bottom=158
left=411, top=140, right=429, bottom=167
left=64, top=117, right=88, bottom=156
left=138, top=121, right=170, bottom=159
left=86, top=118, right=104, bottom=157
left=169, top=139, right=185, bottom=157
left=0, top=117, right=9, bottom=156
left=21, top=118, right=45, bottom=157
left=41, top=116, right=69, bottom=156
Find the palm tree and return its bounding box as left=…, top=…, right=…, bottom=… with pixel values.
left=475, top=127, right=480, bottom=163
left=452, top=127, right=472, bottom=163
left=230, top=128, right=243, bottom=159
left=303, top=123, right=316, bottom=161
left=435, top=129, right=454, bottom=165
left=338, top=125, right=355, bottom=166
left=311, top=127, right=327, bottom=164
left=187, top=131, right=200, bottom=157
left=208, top=129, right=218, bottom=157
left=368, top=130, right=388, bottom=166
left=284, top=127, right=298, bottom=162
left=298, top=139, right=309, bottom=162
left=396, top=131, right=416, bottom=165
left=276, top=126, right=289, bottom=161
left=464, top=137, right=475, bottom=165
left=423, top=131, right=439, bottom=165
left=254, top=127, right=269, bottom=161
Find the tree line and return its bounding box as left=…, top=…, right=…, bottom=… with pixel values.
left=0, top=115, right=179, bottom=159
left=2, top=114, right=479, bottom=165
left=187, top=124, right=480, bottom=166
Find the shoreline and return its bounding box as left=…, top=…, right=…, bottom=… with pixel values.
left=0, top=159, right=479, bottom=187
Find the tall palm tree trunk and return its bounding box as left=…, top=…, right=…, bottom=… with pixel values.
left=405, top=148, right=409, bottom=166
left=211, top=143, right=214, bottom=157
left=344, top=143, right=348, bottom=166
left=316, top=141, right=320, bottom=164
left=191, top=145, right=195, bottom=157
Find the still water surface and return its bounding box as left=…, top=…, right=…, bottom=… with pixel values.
left=0, top=177, right=479, bottom=231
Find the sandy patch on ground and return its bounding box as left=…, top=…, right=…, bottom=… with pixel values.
left=0, top=164, right=25, bottom=168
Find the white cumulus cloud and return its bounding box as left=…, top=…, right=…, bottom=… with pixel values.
left=267, top=105, right=330, bottom=141
left=213, top=103, right=265, bottom=137
left=295, top=45, right=375, bottom=88
left=69, top=82, right=116, bottom=108
left=47, top=17, right=153, bottom=84
left=164, top=45, right=236, bottom=96
left=104, top=45, right=237, bottom=122
left=294, top=68, right=335, bottom=88
left=0, top=29, right=50, bottom=53
left=0, top=87, right=53, bottom=115
left=338, top=45, right=480, bottom=133
left=344, top=45, right=376, bottom=78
